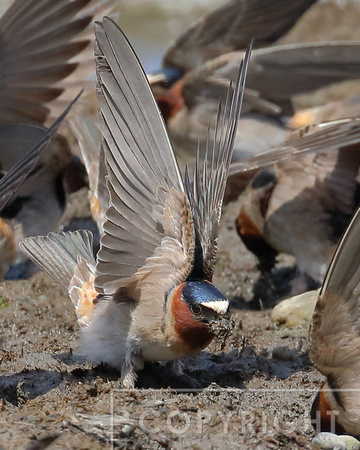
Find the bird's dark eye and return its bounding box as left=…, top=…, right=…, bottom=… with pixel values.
left=159, top=79, right=172, bottom=89
left=190, top=304, right=201, bottom=315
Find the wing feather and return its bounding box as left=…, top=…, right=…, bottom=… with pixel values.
left=184, top=44, right=252, bottom=280
left=19, top=230, right=96, bottom=327
left=247, top=42, right=360, bottom=105
left=94, top=18, right=192, bottom=296
left=0, top=92, right=80, bottom=210
left=163, top=0, right=315, bottom=72
left=0, top=0, right=114, bottom=125
left=310, top=206, right=360, bottom=382
left=181, top=42, right=360, bottom=118
left=229, top=118, right=360, bottom=176
left=19, top=229, right=95, bottom=290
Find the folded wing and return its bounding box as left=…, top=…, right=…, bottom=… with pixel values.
left=310, top=205, right=360, bottom=382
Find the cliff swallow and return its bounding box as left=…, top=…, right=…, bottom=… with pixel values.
left=309, top=204, right=360, bottom=436
left=19, top=18, right=252, bottom=388
left=153, top=0, right=316, bottom=80
left=149, top=0, right=360, bottom=161
left=292, top=94, right=360, bottom=130
left=0, top=0, right=114, bottom=126
left=235, top=119, right=360, bottom=288
left=0, top=0, right=114, bottom=276
left=153, top=41, right=360, bottom=163
left=70, top=115, right=108, bottom=232
left=0, top=94, right=79, bottom=278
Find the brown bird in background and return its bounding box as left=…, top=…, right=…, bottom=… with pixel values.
left=0, top=95, right=79, bottom=278
left=309, top=204, right=360, bottom=436
left=0, top=0, right=114, bottom=278
left=149, top=0, right=360, bottom=162
left=235, top=120, right=360, bottom=292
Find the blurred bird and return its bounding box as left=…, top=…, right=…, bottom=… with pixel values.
left=0, top=0, right=114, bottom=125
left=291, top=94, right=360, bottom=130
left=235, top=119, right=360, bottom=291
left=153, top=0, right=317, bottom=80
left=0, top=0, right=114, bottom=276
left=309, top=204, right=360, bottom=436
left=149, top=0, right=360, bottom=161
left=0, top=95, right=79, bottom=278
left=19, top=18, right=251, bottom=388
left=70, top=115, right=108, bottom=232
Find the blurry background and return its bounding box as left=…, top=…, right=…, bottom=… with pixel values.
left=1, top=0, right=359, bottom=105
left=2, top=0, right=360, bottom=77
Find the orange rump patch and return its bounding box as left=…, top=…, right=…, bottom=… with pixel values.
left=90, top=195, right=102, bottom=225
left=76, top=274, right=97, bottom=327
left=291, top=109, right=316, bottom=129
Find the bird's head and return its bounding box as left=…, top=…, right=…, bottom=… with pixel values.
left=149, top=68, right=185, bottom=122
left=167, top=280, right=232, bottom=353
left=236, top=168, right=278, bottom=271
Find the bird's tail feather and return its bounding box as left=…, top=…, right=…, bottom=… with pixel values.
left=19, top=230, right=97, bottom=326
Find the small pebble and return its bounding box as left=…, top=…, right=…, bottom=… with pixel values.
left=141, top=399, right=164, bottom=408
left=271, top=289, right=319, bottom=328
left=271, top=346, right=295, bottom=361
left=342, top=436, right=360, bottom=450
left=312, top=432, right=360, bottom=450
left=120, top=424, right=135, bottom=437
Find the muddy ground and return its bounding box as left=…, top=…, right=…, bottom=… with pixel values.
left=0, top=192, right=327, bottom=450
left=2, top=1, right=360, bottom=449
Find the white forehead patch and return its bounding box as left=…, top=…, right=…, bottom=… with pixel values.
left=200, top=300, right=229, bottom=315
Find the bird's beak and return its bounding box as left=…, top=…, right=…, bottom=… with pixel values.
left=208, top=309, right=234, bottom=347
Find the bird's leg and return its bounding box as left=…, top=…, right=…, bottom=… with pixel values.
left=290, top=269, right=320, bottom=297
left=168, top=360, right=203, bottom=390
left=121, top=350, right=143, bottom=389
left=121, top=365, right=137, bottom=389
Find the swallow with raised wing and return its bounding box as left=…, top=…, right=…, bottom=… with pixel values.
left=0, top=94, right=79, bottom=278
left=19, top=18, right=252, bottom=388
left=309, top=204, right=360, bottom=436
left=0, top=0, right=115, bottom=277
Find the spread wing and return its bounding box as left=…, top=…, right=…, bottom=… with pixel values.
left=246, top=42, right=360, bottom=110
left=163, top=0, right=315, bottom=72
left=181, top=42, right=360, bottom=117
left=309, top=205, right=360, bottom=385
left=184, top=46, right=251, bottom=281
left=0, top=0, right=113, bottom=126
left=0, top=93, right=80, bottom=210
left=229, top=118, right=360, bottom=176
left=94, top=18, right=193, bottom=296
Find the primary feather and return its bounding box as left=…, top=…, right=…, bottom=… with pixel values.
left=94, top=17, right=251, bottom=297
left=184, top=45, right=251, bottom=280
